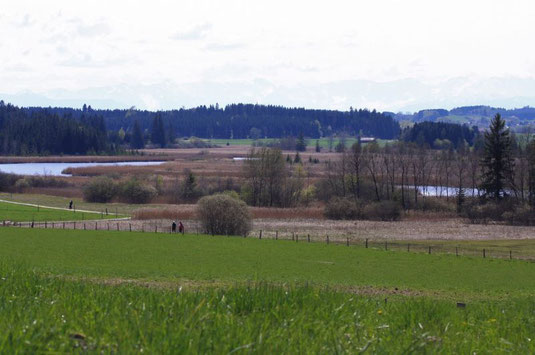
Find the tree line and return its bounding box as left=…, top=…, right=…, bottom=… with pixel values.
left=0, top=101, right=112, bottom=155
left=17, top=103, right=401, bottom=143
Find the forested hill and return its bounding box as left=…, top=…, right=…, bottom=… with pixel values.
left=0, top=101, right=110, bottom=155
left=19, top=103, right=400, bottom=140
left=391, top=105, right=535, bottom=132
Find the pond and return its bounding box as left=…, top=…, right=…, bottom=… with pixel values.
left=414, top=185, right=480, bottom=197
left=0, top=161, right=165, bottom=176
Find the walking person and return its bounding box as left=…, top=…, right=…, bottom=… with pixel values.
left=69, top=200, right=73, bottom=210
left=172, top=221, right=177, bottom=233
left=178, top=221, right=184, bottom=234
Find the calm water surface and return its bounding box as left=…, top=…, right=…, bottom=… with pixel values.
left=0, top=161, right=164, bottom=176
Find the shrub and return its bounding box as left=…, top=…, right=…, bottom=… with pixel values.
left=197, top=194, right=251, bottom=236
left=0, top=172, right=21, bottom=191
left=14, top=178, right=31, bottom=192
left=118, top=178, right=156, bottom=204
left=503, top=206, right=535, bottom=226
left=83, top=177, right=117, bottom=203
left=324, top=197, right=361, bottom=220
left=463, top=203, right=502, bottom=224
left=362, top=200, right=402, bottom=221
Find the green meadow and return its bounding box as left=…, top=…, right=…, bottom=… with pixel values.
left=0, top=201, right=121, bottom=222
left=1, top=228, right=535, bottom=296
left=206, top=137, right=393, bottom=148
left=2, top=227, right=535, bottom=353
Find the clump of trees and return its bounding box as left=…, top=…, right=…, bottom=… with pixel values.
left=197, top=193, right=251, bottom=236
left=83, top=177, right=117, bottom=203
left=82, top=176, right=156, bottom=204
left=402, top=121, right=479, bottom=149
left=241, top=148, right=305, bottom=207
left=0, top=101, right=111, bottom=155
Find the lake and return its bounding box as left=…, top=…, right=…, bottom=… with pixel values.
left=0, top=161, right=164, bottom=176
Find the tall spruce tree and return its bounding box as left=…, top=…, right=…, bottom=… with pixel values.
left=479, top=114, right=515, bottom=199
left=131, top=120, right=145, bottom=149
left=295, top=132, right=307, bottom=152
left=151, top=114, right=166, bottom=148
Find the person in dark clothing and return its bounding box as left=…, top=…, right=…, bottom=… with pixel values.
left=172, top=221, right=177, bottom=233
left=69, top=200, right=73, bottom=210
left=178, top=221, right=184, bottom=234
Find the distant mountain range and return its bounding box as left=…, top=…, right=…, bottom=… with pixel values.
left=386, top=106, right=535, bottom=132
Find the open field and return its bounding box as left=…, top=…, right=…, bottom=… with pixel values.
left=2, top=228, right=535, bottom=296
left=0, top=193, right=145, bottom=215
left=0, top=201, right=122, bottom=222
left=205, top=137, right=394, bottom=149
left=2, top=263, right=535, bottom=353
left=2, top=228, right=535, bottom=352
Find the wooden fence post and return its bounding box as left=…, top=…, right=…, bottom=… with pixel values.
left=365, top=238, right=368, bottom=248
left=84, top=223, right=86, bottom=230
left=346, top=237, right=349, bottom=246
left=407, top=243, right=410, bottom=252
left=117, top=223, right=119, bottom=231
left=428, top=246, right=431, bottom=254
left=307, top=234, right=310, bottom=243
left=259, top=230, right=262, bottom=239
left=63, top=222, right=65, bottom=229
left=385, top=241, right=388, bottom=251
left=276, top=231, right=278, bottom=240
left=327, top=235, right=329, bottom=244
left=483, top=249, right=486, bottom=258
left=129, top=224, right=132, bottom=232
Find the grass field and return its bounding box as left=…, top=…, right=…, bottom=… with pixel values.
left=0, top=193, right=137, bottom=216
left=1, top=228, right=535, bottom=297
left=1, top=263, right=534, bottom=353
left=206, top=137, right=393, bottom=148
left=2, top=228, right=535, bottom=352
left=0, top=201, right=122, bottom=222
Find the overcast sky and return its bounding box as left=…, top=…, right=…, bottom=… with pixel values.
left=2, top=0, right=535, bottom=112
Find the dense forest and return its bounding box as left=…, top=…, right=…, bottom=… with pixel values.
left=401, top=121, right=480, bottom=149
left=21, top=103, right=400, bottom=140
left=0, top=101, right=111, bottom=155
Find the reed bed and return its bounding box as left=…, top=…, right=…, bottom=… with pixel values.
left=132, top=206, right=324, bottom=220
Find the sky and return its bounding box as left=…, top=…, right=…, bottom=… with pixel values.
left=2, top=0, right=535, bottom=112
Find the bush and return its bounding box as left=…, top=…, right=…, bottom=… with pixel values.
left=0, top=172, right=21, bottom=191
left=503, top=206, right=535, bottom=226
left=362, top=200, right=402, bottom=221
left=324, top=197, right=361, bottom=220
left=197, top=194, right=251, bottom=236
left=463, top=203, right=503, bottom=224
left=83, top=177, right=117, bottom=203
left=14, top=178, right=31, bottom=192
left=118, top=178, right=157, bottom=204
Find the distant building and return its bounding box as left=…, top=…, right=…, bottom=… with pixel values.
left=358, top=137, right=376, bottom=143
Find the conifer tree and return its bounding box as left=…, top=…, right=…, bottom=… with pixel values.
left=295, top=132, right=307, bottom=152
left=479, top=114, right=515, bottom=200
left=131, top=120, right=145, bottom=149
